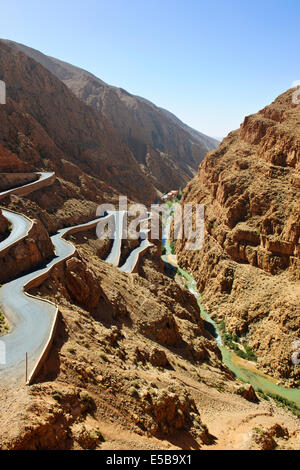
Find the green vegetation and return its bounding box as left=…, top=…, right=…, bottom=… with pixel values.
left=252, top=427, right=263, bottom=435
left=80, top=392, right=94, bottom=411
left=170, top=241, right=176, bottom=255
left=0, top=309, right=8, bottom=333
left=52, top=390, right=63, bottom=401
left=257, top=389, right=300, bottom=418
left=219, top=320, right=257, bottom=362
left=257, top=389, right=270, bottom=401
left=89, top=429, right=104, bottom=442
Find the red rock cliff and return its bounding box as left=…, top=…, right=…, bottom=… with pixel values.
left=177, top=88, right=300, bottom=384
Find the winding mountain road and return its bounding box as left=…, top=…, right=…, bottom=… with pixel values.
left=0, top=171, right=55, bottom=200
left=0, top=209, right=32, bottom=252
left=0, top=173, right=152, bottom=384
left=0, top=215, right=109, bottom=385
left=119, top=213, right=153, bottom=273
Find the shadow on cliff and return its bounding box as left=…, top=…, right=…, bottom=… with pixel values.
left=32, top=311, right=69, bottom=383
left=155, top=429, right=217, bottom=450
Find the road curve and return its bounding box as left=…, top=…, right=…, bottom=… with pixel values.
left=119, top=238, right=153, bottom=273
left=0, top=209, right=33, bottom=252
left=0, top=216, right=108, bottom=385
left=0, top=169, right=150, bottom=384
left=119, top=213, right=153, bottom=273
left=0, top=172, right=55, bottom=252
left=0, top=172, right=55, bottom=200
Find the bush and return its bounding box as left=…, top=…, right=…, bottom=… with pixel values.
left=258, top=389, right=300, bottom=418
left=219, top=321, right=257, bottom=362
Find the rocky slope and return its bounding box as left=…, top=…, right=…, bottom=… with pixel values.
left=0, top=172, right=38, bottom=192
left=176, top=88, right=300, bottom=384
left=0, top=144, right=30, bottom=172
left=0, top=218, right=54, bottom=284
left=2, top=40, right=219, bottom=194
left=0, top=40, right=156, bottom=216
left=1, top=232, right=299, bottom=450
left=0, top=40, right=298, bottom=451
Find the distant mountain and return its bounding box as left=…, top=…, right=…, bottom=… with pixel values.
left=3, top=40, right=219, bottom=193
left=0, top=40, right=156, bottom=216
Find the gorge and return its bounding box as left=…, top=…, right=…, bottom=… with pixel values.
left=0, top=39, right=299, bottom=451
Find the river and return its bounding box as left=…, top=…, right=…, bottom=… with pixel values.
left=161, top=214, right=300, bottom=409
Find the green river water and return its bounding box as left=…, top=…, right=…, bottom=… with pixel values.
left=161, top=218, right=300, bottom=410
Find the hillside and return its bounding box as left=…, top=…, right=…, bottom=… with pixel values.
left=0, top=40, right=158, bottom=232
left=176, top=88, right=300, bottom=385
left=2, top=40, right=219, bottom=193
left=0, top=40, right=299, bottom=451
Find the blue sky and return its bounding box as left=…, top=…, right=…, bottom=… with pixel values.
left=1, top=0, right=300, bottom=137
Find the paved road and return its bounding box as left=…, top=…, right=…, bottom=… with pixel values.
left=0, top=168, right=151, bottom=384
left=119, top=238, right=152, bottom=273
left=0, top=210, right=32, bottom=252
left=119, top=213, right=153, bottom=273
left=0, top=172, right=55, bottom=200
left=0, top=216, right=107, bottom=384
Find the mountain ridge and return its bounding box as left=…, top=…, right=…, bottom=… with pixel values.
left=2, top=39, right=218, bottom=193
left=176, top=87, right=300, bottom=384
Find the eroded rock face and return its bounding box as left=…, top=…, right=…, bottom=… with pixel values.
left=0, top=210, right=8, bottom=238
left=64, top=257, right=104, bottom=312
left=138, top=387, right=209, bottom=440
left=177, top=88, right=300, bottom=382
left=0, top=219, right=54, bottom=283
left=150, top=349, right=169, bottom=367
left=0, top=144, right=30, bottom=172
left=236, top=384, right=258, bottom=403
left=245, top=424, right=289, bottom=451
left=0, top=386, right=98, bottom=450
left=0, top=173, right=38, bottom=192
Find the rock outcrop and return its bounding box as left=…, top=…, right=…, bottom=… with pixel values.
left=177, top=88, right=300, bottom=383
left=0, top=219, right=54, bottom=283
left=0, top=144, right=30, bottom=172
left=0, top=173, right=38, bottom=192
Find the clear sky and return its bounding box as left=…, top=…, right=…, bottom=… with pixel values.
left=1, top=0, right=300, bottom=137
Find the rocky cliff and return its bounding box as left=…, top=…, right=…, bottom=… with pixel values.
left=0, top=218, right=54, bottom=283
left=3, top=40, right=219, bottom=194
left=177, top=88, right=300, bottom=384
left=1, top=230, right=299, bottom=450
left=0, top=144, right=30, bottom=172
left=0, top=173, right=38, bottom=192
